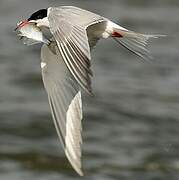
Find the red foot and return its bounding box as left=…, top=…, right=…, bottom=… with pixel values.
left=112, top=31, right=123, bottom=38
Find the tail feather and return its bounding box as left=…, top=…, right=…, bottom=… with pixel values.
left=113, top=29, right=165, bottom=60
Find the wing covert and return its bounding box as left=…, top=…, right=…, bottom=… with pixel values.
left=48, top=6, right=104, bottom=94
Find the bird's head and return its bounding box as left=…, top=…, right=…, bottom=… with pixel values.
left=16, top=9, right=49, bottom=30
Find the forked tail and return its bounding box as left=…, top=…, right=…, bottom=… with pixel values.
left=112, top=28, right=165, bottom=60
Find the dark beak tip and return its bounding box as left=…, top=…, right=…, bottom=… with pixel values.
left=14, top=19, right=29, bottom=32
left=14, top=27, right=18, bottom=31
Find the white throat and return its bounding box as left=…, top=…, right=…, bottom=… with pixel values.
left=36, top=17, right=49, bottom=27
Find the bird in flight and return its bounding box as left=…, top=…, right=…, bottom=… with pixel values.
left=15, top=6, right=161, bottom=176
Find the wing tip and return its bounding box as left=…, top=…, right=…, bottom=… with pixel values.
left=65, top=150, right=84, bottom=176
left=87, top=88, right=94, bottom=96
left=77, top=168, right=84, bottom=176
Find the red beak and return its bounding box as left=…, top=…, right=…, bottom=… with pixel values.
left=15, top=20, right=29, bottom=31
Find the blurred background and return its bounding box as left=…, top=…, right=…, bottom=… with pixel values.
left=0, top=0, right=179, bottom=180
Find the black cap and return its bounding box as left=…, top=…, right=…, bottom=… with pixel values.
left=28, top=9, right=47, bottom=21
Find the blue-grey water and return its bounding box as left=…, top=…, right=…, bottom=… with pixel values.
left=0, top=0, right=179, bottom=180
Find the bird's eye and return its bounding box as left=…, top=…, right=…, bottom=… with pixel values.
left=37, top=15, right=42, bottom=19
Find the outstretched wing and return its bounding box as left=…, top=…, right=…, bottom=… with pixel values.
left=48, top=6, right=104, bottom=94
left=41, top=44, right=83, bottom=176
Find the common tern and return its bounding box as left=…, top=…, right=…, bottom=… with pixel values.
left=15, top=6, right=161, bottom=176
